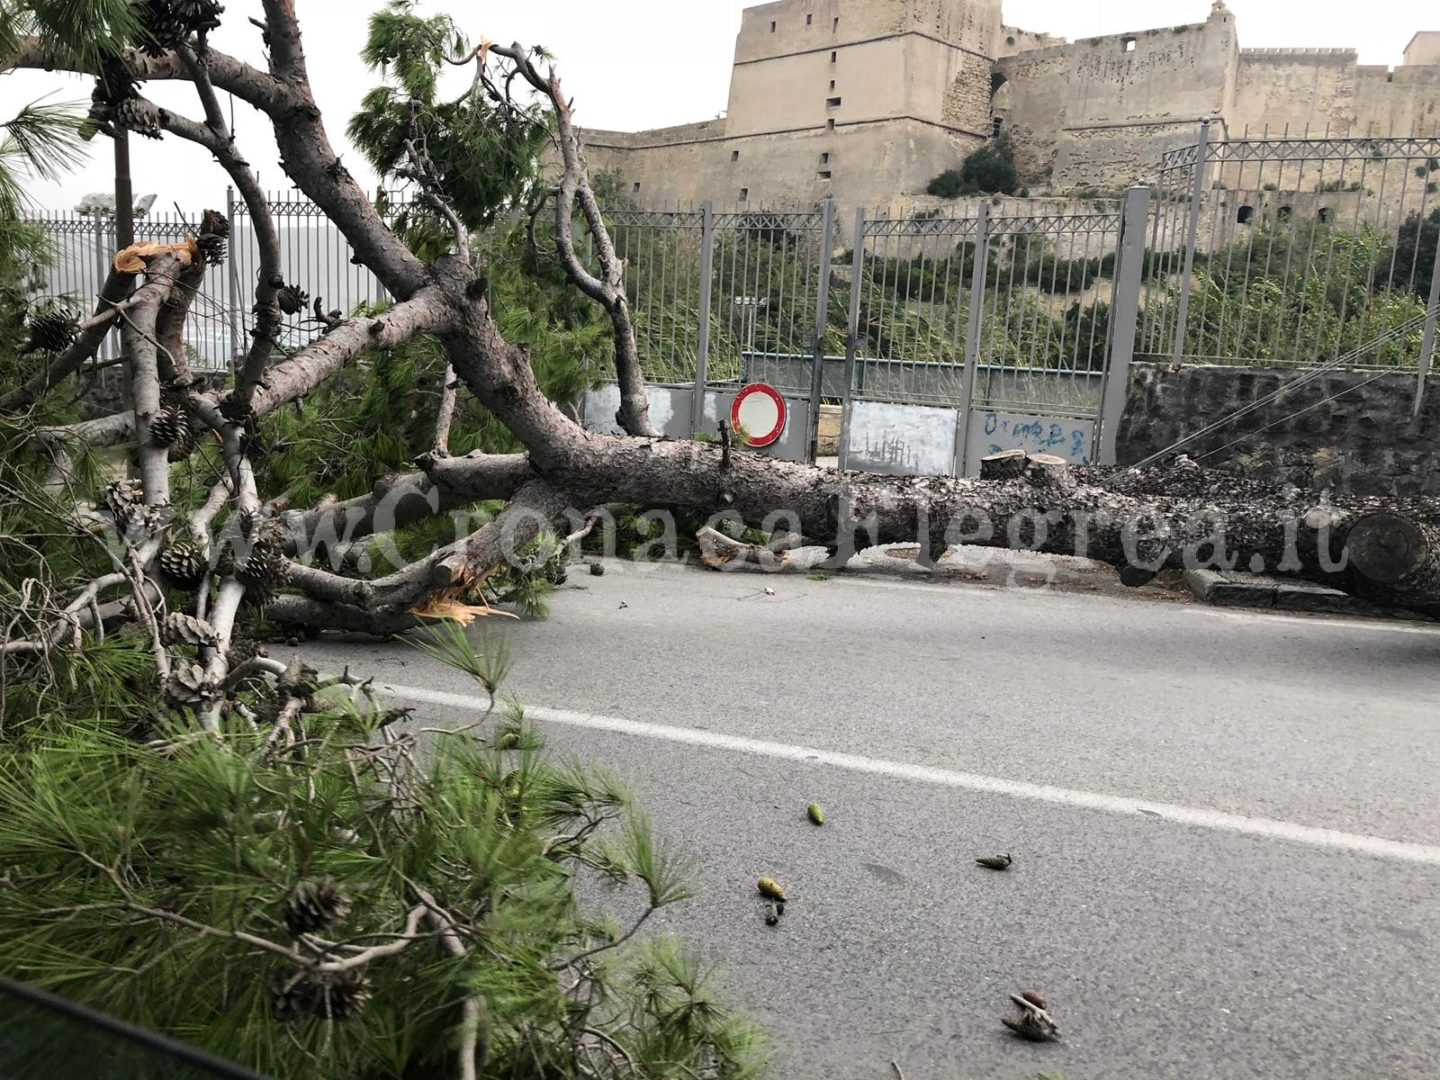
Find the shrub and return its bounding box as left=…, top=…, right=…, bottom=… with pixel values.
left=926, top=136, right=1019, bottom=199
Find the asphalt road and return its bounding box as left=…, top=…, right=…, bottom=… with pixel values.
left=302, top=559, right=1440, bottom=1079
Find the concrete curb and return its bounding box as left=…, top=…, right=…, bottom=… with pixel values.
left=1182, top=569, right=1356, bottom=613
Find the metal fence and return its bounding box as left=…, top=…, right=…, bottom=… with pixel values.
left=22, top=130, right=1440, bottom=470
left=1144, top=122, right=1440, bottom=384
left=24, top=189, right=396, bottom=371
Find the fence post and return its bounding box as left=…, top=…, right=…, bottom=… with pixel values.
left=225, top=185, right=243, bottom=373
left=93, top=216, right=111, bottom=364
left=1413, top=232, right=1440, bottom=418
left=1097, top=186, right=1152, bottom=465
left=838, top=206, right=867, bottom=472
left=691, top=201, right=716, bottom=436
left=807, top=198, right=836, bottom=461
left=953, top=202, right=993, bottom=476
left=1170, top=117, right=1213, bottom=367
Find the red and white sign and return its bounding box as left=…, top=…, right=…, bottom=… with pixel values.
left=730, top=383, right=787, bottom=448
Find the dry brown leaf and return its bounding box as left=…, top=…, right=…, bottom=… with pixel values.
left=409, top=597, right=518, bottom=626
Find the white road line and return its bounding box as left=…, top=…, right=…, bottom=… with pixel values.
left=381, top=681, right=1440, bottom=868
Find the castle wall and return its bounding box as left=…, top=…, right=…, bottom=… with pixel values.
left=1353, top=62, right=1440, bottom=137
left=1232, top=50, right=1357, bottom=137
left=734, top=0, right=903, bottom=64
left=582, top=119, right=980, bottom=216
left=997, top=13, right=1237, bottom=189
left=904, top=0, right=1002, bottom=54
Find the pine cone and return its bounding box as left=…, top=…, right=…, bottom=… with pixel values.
left=166, top=419, right=196, bottom=462
left=235, top=537, right=290, bottom=606
left=175, top=0, right=224, bottom=34
left=24, top=305, right=79, bottom=353
left=103, top=480, right=144, bottom=534
left=148, top=406, right=187, bottom=449
left=199, top=208, right=230, bottom=238
left=162, top=612, right=219, bottom=648
left=166, top=662, right=217, bottom=705
left=112, top=96, right=163, bottom=139
left=282, top=876, right=352, bottom=936
left=276, top=284, right=309, bottom=315
left=195, top=231, right=227, bottom=267
left=158, top=540, right=207, bottom=589
left=269, top=968, right=371, bottom=1022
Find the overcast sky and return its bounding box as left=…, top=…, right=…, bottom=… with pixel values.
left=2, top=0, right=1435, bottom=211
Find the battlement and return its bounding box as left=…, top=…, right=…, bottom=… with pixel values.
left=1241, top=48, right=1358, bottom=59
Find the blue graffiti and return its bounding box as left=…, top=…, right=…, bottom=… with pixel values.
left=979, top=411, right=1092, bottom=465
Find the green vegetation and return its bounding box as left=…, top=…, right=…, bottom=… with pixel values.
left=926, top=135, right=1020, bottom=199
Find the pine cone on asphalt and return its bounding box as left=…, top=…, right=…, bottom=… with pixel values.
left=282, top=876, right=352, bottom=937
left=975, top=853, right=1013, bottom=870
left=268, top=967, right=371, bottom=1022
left=158, top=539, right=207, bottom=589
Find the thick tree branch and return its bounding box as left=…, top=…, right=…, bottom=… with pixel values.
left=1, top=271, right=140, bottom=413
left=268, top=479, right=568, bottom=633
left=491, top=44, right=657, bottom=438
left=120, top=253, right=190, bottom=505
left=10, top=34, right=426, bottom=299
left=234, top=291, right=454, bottom=420
left=172, top=46, right=285, bottom=414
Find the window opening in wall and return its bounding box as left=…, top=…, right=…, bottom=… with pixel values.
left=1236, top=204, right=1255, bottom=224
left=829, top=79, right=836, bottom=91
left=1277, top=205, right=1293, bottom=222
left=818, top=170, right=832, bottom=180
left=992, top=117, right=1004, bottom=137
left=830, top=50, right=837, bottom=62
left=770, top=20, right=776, bottom=32
left=827, top=118, right=836, bottom=130
left=1317, top=207, right=1331, bottom=223
left=740, top=188, right=749, bottom=201
left=827, top=97, right=842, bottom=108
left=731, top=150, right=740, bottom=161
left=833, top=17, right=839, bottom=31
left=632, top=182, right=641, bottom=193
left=820, top=152, right=830, bottom=164
left=806, top=13, right=812, bottom=25
left=1123, top=37, right=1136, bottom=52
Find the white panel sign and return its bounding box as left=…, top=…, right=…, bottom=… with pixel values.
left=845, top=401, right=958, bottom=477
left=964, top=410, right=1095, bottom=474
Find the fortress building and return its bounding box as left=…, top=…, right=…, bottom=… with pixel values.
left=579, top=1, right=1440, bottom=210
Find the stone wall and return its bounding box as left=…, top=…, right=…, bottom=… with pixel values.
left=1232, top=50, right=1358, bottom=137
left=581, top=118, right=979, bottom=220
left=1117, top=363, right=1440, bottom=496
left=995, top=11, right=1238, bottom=189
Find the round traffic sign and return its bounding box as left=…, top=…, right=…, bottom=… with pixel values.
left=731, top=383, right=787, bottom=448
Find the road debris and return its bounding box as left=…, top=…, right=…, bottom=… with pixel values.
left=1002, top=992, right=1061, bottom=1042
left=757, top=877, right=788, bottom=902
left=589, top=561, right=605, bottom=576
left=764, top=903, right=781, bottom=926
left=807, top=803, right=825, bottom=826
left=975, top=853, right=1013, bottom=870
